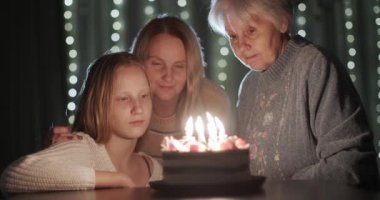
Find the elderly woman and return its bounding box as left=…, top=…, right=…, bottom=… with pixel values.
left=208, top=0, right=378, bottom=188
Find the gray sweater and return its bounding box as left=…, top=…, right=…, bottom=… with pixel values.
left=237, top=36, right=378, bottom=187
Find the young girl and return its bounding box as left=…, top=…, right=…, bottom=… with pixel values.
left=0, top=52, right=162, bottom=193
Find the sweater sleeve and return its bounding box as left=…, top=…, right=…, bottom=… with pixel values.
left=291, top=49, right=378, bottom=188
left=0, top=138, right=96, bottom=193
left=146, top=155, right=163, bottom=182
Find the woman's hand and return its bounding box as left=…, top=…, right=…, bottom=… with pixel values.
left=50, top=126, right=82, bottom=145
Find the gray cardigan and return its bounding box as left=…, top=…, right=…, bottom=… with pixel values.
left=237, top=36, right=378, bottom=188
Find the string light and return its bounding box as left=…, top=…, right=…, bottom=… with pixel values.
left=374, top=0, right=380, bottom=128
left=110, top=0, right=125, bottom=53
left=215, top=36, right=229, bottom=84
left=295, top=2, right=308, bottom=37
left=343, top=0, right=358, bottom=83
left=63, top=0, right=78, bottom=125
left=144, top=6, right=154, bottom=15
left=144, top=0, right=155, bottom=17
left=177, top=0, right=187, bottom=7
left=180, top=11, right=190, bottom=20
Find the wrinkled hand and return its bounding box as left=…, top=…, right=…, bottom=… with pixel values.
left=50, top=126, right=82, bottom=145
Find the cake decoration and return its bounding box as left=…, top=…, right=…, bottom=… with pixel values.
left=159, top=112, right=252, bottom=185
left=161, top=112, right=249, bottom=152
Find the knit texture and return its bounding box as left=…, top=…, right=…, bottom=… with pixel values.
left=0, top=132, right=162, bottom=193
left=236, top=36, right=378, bottom=187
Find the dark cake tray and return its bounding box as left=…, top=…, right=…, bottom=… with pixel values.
left=151, top=176, right=266, bottom=197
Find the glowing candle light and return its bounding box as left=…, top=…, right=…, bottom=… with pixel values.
left=171, top=137, right=188, bottom=152
left=162, top=112, right=248, bottom=152
left=184, top=116, right=194, bottom=140
left=214, top=116, right=226, bottom=141
left=195, top=116, right=206, bottom=143
left=206, top=112, right=218, bottom=142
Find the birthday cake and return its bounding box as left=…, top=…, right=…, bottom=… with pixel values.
left=160, top=113, right=251, bottom=185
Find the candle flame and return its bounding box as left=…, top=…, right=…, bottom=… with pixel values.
left=195, top=116, right=206, bottom=143
left=206, top=112, right=217, bottom=142
left=175, top=112, right=231, bottom=152
left=163, top=112, right=249, bottom=152
left=214, top=116, right=227, bottom=140
left=184, top=116, right=193, bottom=140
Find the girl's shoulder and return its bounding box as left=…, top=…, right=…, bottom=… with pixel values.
left=51, top=132, right=104, bottom=157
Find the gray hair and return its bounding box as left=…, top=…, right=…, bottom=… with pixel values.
left=208, top=0, right=294, bottom=35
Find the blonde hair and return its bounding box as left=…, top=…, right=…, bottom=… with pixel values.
left=130, top=15, right=205, bottom=127
left=72, top=52, right=146, bottom=143
left=208, top=0, right=294, bottom=36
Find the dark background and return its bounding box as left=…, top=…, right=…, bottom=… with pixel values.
left=3, top=0, right=67, bottom=173
left=3, top=0, right=380, bottom=180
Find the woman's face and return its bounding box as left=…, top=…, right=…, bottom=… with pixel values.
left=224, top=12, right=288, bottom=71
left=109, top=65, right=152, bottom=140
left=144, top=33, right=187, bottom=103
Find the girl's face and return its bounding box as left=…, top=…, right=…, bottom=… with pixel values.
left=224, top=12, right=288, bottom=71
left=144, top=33, right=187, bottom=104
left=109, top=65, right=152, bottom=140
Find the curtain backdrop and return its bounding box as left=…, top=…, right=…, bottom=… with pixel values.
left=2, top=0, right=67, bottom=173
left=3, top=0, right=379, bottom=175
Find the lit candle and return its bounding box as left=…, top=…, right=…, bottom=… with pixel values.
left=195, top=116, right=206, bottom=143
left=206, top=112, right=218, bottom=142
left=184, top=116, right=194, bottom=140
left=214, top=116, right=227, bottom=141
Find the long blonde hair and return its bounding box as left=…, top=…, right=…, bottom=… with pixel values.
left=72, top=52, right=145, bottom=143
left=130, top=15, right=205, bottom=127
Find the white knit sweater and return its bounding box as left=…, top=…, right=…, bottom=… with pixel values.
left=0, top=132, right=163, bottom=193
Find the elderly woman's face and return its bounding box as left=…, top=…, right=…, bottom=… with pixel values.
left=224, top=12, right=288, bottom=71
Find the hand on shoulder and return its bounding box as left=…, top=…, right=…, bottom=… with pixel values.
left=50, top=126, right=83, bottom=145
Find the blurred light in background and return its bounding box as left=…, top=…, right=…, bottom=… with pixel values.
left=63, top=0, right=78, bottom=125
